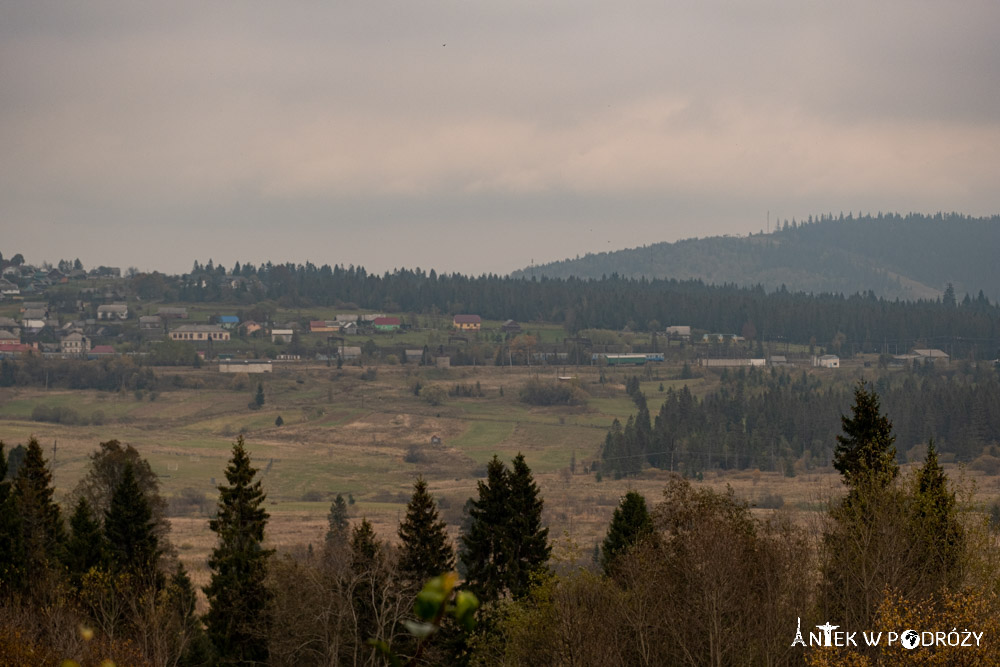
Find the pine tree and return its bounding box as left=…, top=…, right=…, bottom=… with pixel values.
left=350, top=518, right=381, bottom=573
left=909, top=440, right=964, bottom=593
left=64, top=497, right=106, bottom=589
left=166, top=563, right=213, bottom=666
left=13, top=437, right=65, bottom=591
left=104, top=463, right=160, bottom=587
left=398, top=477, right=455, bottom=585
left=460, top=456, right=510, bottom=603
left=460, top=454, right=550, bottom=603
left=601, top=491, right=653, bottom=574
left=0, top=443, right=25, bottom=593
left=833, top=382, right=898, bottom=490
left=507, top=453, right=550, bottom=598
left=204, top=436, right=273, bottom=665
left=325, top=493, right=349, bottom=547
left=602, top=419, right=626, bottom=477
left=823, top=383, right=906, bottom=629
left=254, top=382, right=265, bottom=408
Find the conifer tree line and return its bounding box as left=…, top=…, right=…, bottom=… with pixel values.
left=167, top=261, right=1000, bottom=357
left=601, top=363, right=1000, bottom=476
left=0, top=435, right=549, bottom=665
left=5, top=384, right=1000, bottom=664
left=132, top=216, right=1000, bottom=360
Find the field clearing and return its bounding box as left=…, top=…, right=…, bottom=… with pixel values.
left=3, top=361, right=997, bottom=602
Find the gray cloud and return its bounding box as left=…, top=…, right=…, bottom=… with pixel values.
left=2, top=1, right=999, bottom=275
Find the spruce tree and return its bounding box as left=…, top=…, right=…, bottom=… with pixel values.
left=398, top=476, right=455, bottom=585
left=0, top=443, right=24, bottom=593
left=325, top=493, right=350, bottom=546
left=601, top=490, right=653, bottom=574
left=460, top=454, right=550, bottom=602
left=166, top=563, right=213, bottom=666
left=64, top=497, right=106, bottom=590
left=507, top=453, right=550, bottom=598
left=350, top=517, right=381, bottom=571
left=104, top=463, right=160, bottom=587
left=204, top=436, right=273, bottom=665
left=910, top=440, right=964, bottom=593
left=13, top=437, right=65, bottom=591
left=460, top=456, right=510, bottom=603
left=254, top=382, right=265, bottom=408
left=833, top=382, right=898, bottom=490
left=823, top=383, right=906, bottom=628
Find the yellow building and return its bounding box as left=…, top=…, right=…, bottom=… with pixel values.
left=169, top=324, right=230, bottom=342
left=453, top=314, right=482, bottom=331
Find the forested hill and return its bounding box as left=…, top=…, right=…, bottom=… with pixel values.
left=510, top=213, right=1000, bottom=302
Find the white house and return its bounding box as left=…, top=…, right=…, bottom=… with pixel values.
left=913, top=348, right=949, bottom=362
left=219, top=359, right=272, bottom=373
left=61, top=332, right=90, bottom=356
left=169, top=324, right=230, bottom=342
left=271, top=329, right=294, bottom=343
left=665, top=325, right=691, bottom=339
left=815, top=354, right=840, bottom=368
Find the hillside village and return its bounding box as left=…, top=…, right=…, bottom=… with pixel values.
left=0, top=255, right=961, bottom=374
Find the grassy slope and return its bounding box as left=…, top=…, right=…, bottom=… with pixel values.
left=2, top=359, right=992, bottom=600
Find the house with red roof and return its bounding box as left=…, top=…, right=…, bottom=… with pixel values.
left=373, top=316, right=401, bottom=332
left=310, top=320, right=341, bottom=333
left=0, top=342, right=37, bottom=358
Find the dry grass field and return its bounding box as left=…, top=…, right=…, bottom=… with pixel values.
left=3, top=361, right=996, bottom=598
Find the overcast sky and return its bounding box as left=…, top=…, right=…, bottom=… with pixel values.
left=2, top=2, right=999, bottom=276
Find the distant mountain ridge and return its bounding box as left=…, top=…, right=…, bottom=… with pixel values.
left=510, top=213, right=1000, bottom=302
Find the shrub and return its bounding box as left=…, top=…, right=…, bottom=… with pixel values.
left=519, top=378, right=588, bottom=406
left=423, top=385, right=447, bottom=406
left=404, top=445, right=426, bottom=463
left=31, top=404, right=52, bottom=422
left=972, top=454, right=1000, bottom=476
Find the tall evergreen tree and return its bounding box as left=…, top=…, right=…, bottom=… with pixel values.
left=204, top=436, right=273, bottom=665
left=349, top=518, right=381, bottom=572
left=822, top=384, right=907, bottom=629
left=166, top=563, right=213, bottom=667
left=506, top=453, right=550, bottom=598
left=64, top=497, right=106, bottom=590
left=460, top=454, right=550, bottom=603
left=601, top=490, right=653, bottom=574
left=398, top=477, right=455, bottom=585
left=13, top=437, right=65, bottom=591
left=104, top=463, right=160, bottom=586
left=325, top=493, right=349, bottom=546
left=833, top=382, right=898, bottom=490
left=460, top=456, right=511, bottom=603
left=909, top=440, right=964, bottom=593
left=0, top=443, right=24, bottom=593
left=254, top=382, right=265, bottom=408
